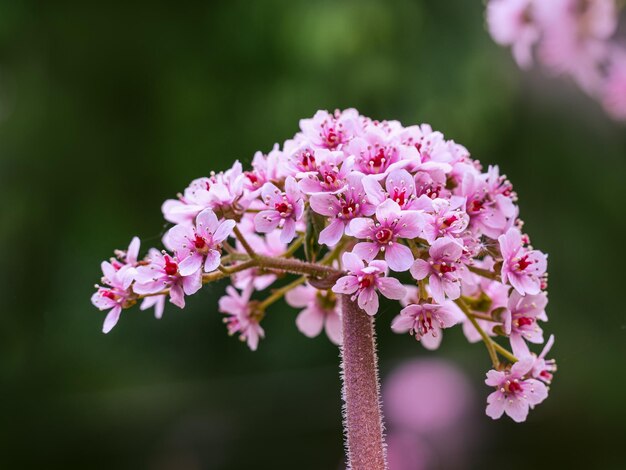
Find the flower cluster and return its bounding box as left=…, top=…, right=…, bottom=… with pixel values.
left=486, top=0, right=626, bottom=119
left=91, top=109, right=555, bottom=422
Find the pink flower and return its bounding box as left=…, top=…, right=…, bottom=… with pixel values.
left=299, top=108, right=359, bottom=150
left=362, top=169, right=434, bottom=213
left=485, top=357, right=548, bottom=422
left=219, top=285, right=264, bottom=351
left=421, top=198, right=469, bottom=244
left=391, top=299, right=463, bottom=350
left=499, top=228, right=547, bottom=295
left=166, top=209, right=235, bottom=276
left=456, top=168, right=512, bottom=239
left=349, top=199, right=423, bottom=272
left=345, top=129, right=415, bottom=177
left=487, top=0, right=539, bottom=68
left=285, top=284, right=342, bottom=345
left=254, top=176, right=304, bottom=243
left=503, top=290, right=548, bottom=357
left=91, top=261, right=137, bottom=334
left=133, top=249, right=202, bottom=309
left=309, top=174, right=375, bottom=246
left=297, top=149, right=354, bottom=194
left=332, top=252, right=406, bottom=315
left=410, top=237, right=470, bottom=304
left=162, top=179, right=211, bottom=225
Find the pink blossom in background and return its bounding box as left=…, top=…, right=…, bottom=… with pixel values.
left=486, top=0, right=626, bottom=120
left=219, top=285, right=264, bottom=351
left=332, top=252, right=406, bottom=315
left=285, top=284, right=342, bottom=345
left=487, top=0, right=538, bottom=68
left=383, top=359, right=478, bottom=469
left=602, top=49, right=626, bottom=119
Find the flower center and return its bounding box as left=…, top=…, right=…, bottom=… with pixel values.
left=245, top=172, right=260, bottom=187
left=515, top=316, right=534, bottom=328
left=468, top=199, right=484, bottom=214
left=325, top=128, right=340, bottom=148
left=358, top=274, right=374, bottom=289
left=368, top=148, right=387, bottom=173
left=194, top=234, right=207, bottom=250
left=375, top=227, right=394, bottom=244
left=391, top=187, right=407, bottom=207
left=300, top=150, right=316, bottom=170
left=504, top=379, right=523, bottom=395
left=340, top=199, right=359, bottom=219
left=275, top=201, right=292, bottom=216
left=515, top=254, right=532, bottom=272
left=441, top=215, right=457, bottom=229
left=164, top=256, right=178, bottom=276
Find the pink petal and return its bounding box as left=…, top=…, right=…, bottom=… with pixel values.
left=504, top=397, right=530, bottom=423
left=213, top=219, right=236, bottom=243
left=285, top=285, right=315, bottom=308
left=410, top=259, right=431, bottom=280
left=204, top=250, right=221, bottom=272
left=254, top=210, right=280, bottom=233
left=169, top=283, right=185, bottom=308
left=280, top=218, right=297, bottom=243
left=352, top=242, right=380, bottom=262
left=196, top=208, right=220, bottom=234
left=375, top=199, right=401, bottom=223
left=341, top=252, right=365, bottom=273
left=102, top=306, right=122, bottom=334
left=384, top=242, right=414, bottom=272
left=349, top=218, right=375, bottom=238
left=377, top=277, right=407, bottom=300
left=324, top=310, right=342, bottom=345
left=358, top=288, right=379, bottom=315
left=332, top=275, right=359, bottom=295
left=485, top=391, right=506, bottom=420
left=309, top=193, right=341, bottom=216
left=295, top=307, right=325, bottom=338
left=319, top=219, right=345, bottom=246
left=178, top=253, right=203, bottom=276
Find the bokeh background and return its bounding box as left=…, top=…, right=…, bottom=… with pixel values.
left=1, top=1, right=625, bottom=469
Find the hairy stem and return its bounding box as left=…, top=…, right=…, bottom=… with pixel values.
left=340, top=294, right=387, bottom=470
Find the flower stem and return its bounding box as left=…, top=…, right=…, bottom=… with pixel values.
left=257, top=276, right=306, bottom=310
left=455, top=298, right=500, bottom=368
left=340, top=294, right=387, bottom=470
left=491, top=340, right=518, bottom=363
left=233, top=225, right=258, bottom=259
left=468, top=265, right=500, bottom=281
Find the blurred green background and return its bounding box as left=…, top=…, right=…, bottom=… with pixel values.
left=1, top=0, right=624, bottom=468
